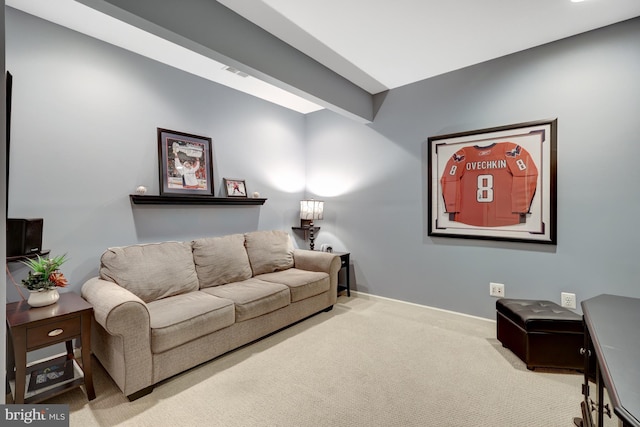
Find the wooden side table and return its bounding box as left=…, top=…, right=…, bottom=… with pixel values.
left=334, top=252, right=351, bottom=296
left=6, top=292, right=96, bottom=404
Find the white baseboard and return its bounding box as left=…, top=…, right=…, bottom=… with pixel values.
left=345, top=290, right=495, bottom=323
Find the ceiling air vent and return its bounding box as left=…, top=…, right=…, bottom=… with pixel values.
left=223, top=66, right=249, bottom=78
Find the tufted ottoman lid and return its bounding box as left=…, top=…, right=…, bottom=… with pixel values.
left=496, top=298, right=583, bottom=333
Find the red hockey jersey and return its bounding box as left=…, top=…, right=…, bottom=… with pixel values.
left=440, top=142, right=538, bottom=227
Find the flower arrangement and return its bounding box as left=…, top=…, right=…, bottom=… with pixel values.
left=20, top=254, right=69, bottom=291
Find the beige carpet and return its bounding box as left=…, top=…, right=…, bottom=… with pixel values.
left=46, top=294, right=608, bottom=426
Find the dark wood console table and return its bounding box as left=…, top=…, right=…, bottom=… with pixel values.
left=576, top=294, right=640, bottom=427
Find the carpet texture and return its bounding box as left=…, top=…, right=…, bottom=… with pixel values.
left=46, top=294, right=612, bottom=426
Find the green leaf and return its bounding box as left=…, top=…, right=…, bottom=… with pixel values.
left=19, top=254, right=68, bottom=290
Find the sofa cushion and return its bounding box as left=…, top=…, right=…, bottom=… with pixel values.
left=147, top=291, right=235, bottom=353
left=201, top=278, right=290, bottom=322
left=100, top=241, right=199, bottom=303
left=256, top=269, right=330, bottom=302
left=244, top=230, right=294, bottom=275
left=192, top=234, right=252, bottom=288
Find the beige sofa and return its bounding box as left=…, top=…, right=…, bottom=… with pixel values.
left=81, top=230, right=340, bottom=400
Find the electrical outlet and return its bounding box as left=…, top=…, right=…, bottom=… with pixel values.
left=490, top=282, right=505, bottom=297
left=561, top=292, right=576, bottom=309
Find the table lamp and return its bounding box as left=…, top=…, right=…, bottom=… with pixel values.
left=300, top=199, right=323, bottom=250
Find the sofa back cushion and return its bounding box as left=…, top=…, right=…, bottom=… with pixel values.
left=100, top=241, right=199, bottom=303
left=244, top=230, right=294, bottom=275
left=192, top=234, right=253, bottom=288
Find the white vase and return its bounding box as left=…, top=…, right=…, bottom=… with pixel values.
left=27, top=289, right=60, bottom=308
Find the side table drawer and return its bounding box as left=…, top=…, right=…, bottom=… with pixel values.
left=27, top=317, right=81, bottom=349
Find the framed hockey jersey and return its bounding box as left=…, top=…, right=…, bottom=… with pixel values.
left=427, top=119, right=557, bottom=244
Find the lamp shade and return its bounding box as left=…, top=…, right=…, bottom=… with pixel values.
left=300, top=199, right=324, bottom=221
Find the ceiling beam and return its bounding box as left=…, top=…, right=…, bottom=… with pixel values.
left=77, top=0, right=375, bottom=123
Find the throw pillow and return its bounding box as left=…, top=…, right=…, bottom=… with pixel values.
left=244, top=230, right=294, bottom=275
left=100, top=241, right=199, bottom=303
left=192, top=234, right=253, bottom=288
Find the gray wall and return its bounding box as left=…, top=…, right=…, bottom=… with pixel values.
left=4, top=8, right=308, bottom=305
left=4, top=7, right=640, bottom=326
left=307, top=17, right=640, bottom=318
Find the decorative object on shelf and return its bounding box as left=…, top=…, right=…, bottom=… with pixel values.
left=427, top=118, right=557, bottom=244
left=252, top=191, right=260, bottom=198
left=299, top=199, right=324, bottom=250
left=157, top=128, right=214, bottom=196
left=135, top=185, right=147, bottom=195
left=20, top=254, right=69, bottom=308
left=223, top=178, right=247, bottom=197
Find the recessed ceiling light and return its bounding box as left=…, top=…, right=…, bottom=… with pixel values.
left=571, top=0, right=586, bottom=3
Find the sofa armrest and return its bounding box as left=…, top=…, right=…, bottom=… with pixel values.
left=293, top=249, right=341, bottom=292
left=81, top=277, right=152, bottom=397
left=81, top=277, right=150, bottom=334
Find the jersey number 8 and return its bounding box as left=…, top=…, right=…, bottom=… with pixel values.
left=477, top=174, right=493, bottom=203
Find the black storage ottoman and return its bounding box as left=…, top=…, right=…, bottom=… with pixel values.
left=496, top=298, right=584, bottom=371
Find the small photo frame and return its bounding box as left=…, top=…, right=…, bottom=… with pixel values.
left=223, top=178, right=247, bottom=198
left=157, top=128, right=214, bottom=196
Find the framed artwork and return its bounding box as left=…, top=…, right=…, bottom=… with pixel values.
left=223, top=178, right=247, bottom=198
left=428, top=119, right=557, bottom=244
left=157, top=128, right=214, bottom=196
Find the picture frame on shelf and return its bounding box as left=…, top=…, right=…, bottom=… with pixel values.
left=223, top=178, right=247, bottom=198
left=157, top=128, right=214, bottom=196
left=427, top=119, right=557, bottom=244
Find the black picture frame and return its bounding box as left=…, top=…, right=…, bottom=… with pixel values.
left=428, top=119, right=557, bottom=244
left=157, top=128, right=213, bottom=196
left=223, top=178, right=247, bottom=198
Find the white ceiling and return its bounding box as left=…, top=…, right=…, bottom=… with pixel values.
left=219, top=0, right=640, bottom=93
left=7, top=0, right=640, bottom=115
